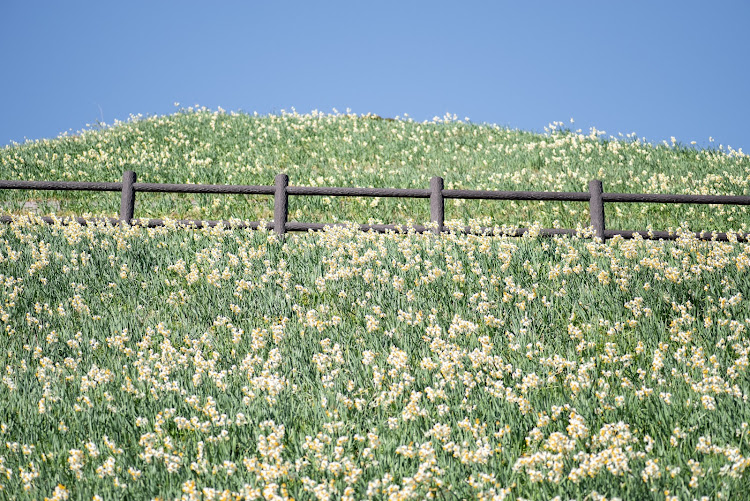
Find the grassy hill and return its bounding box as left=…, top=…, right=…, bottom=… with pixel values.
left=1, top=110, right=750, bottom=500
left=2, top=108, right=749, bottom=233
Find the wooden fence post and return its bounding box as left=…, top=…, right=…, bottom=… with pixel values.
left=274, top=173, right=288, bottom=240
left=120, top=170, right=136, bottom=226
left=588, top=179, right=605, bottom=241
left=430, top=176, right=444, bottom=235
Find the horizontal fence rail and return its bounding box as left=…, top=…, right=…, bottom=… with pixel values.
left=0, top=170, right=748, bottom=242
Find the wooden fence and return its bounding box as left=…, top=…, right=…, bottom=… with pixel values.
left=1, top=170, right=749, bottom=242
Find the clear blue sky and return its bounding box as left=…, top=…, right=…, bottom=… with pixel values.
left=1, top=1, right=748, bottom=152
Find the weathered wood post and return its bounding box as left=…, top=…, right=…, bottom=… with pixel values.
left=274, top=173, right=288, bottom=241
left=120, top=170, right=136, bottom=226
left=588, top=179, right=605, bottom=241
left=430, top=176, right=444, bottom=235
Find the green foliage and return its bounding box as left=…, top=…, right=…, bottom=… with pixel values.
left=1, top=110, right=750, bottom=499
left=1, top=109, right=749, bottom=233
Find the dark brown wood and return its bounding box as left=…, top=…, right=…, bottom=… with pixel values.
left=120, top=170, right=136, bottom=225
left=430, top=176, right=444, bottom=235
left=588, top=179, right=605, bottom=241
left=133, top=182, right=275, bottom=195
left=442, top=188, right=589, bottom=202
left=0, top=180, right=122, bottom=191
left=2, top=171, right=749, bottom=243
left=603, top=192, right=750, bottom=205
left=274, top=173, right=288, bottom=240
left=287, top=186, right=430, bottom=198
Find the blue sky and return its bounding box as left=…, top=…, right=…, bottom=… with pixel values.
left=1, top=1, right=748, bottom=152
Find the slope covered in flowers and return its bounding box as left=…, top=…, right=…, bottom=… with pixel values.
left=1, top=109, right=749, bottom=233
left=0, top=217, right=750, bottom=499
left=1, top=111, right=750, bottom=500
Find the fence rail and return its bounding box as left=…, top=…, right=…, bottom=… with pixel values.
left=0, top=170, right=748, bottom=242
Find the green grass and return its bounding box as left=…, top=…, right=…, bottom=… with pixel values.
left=1, top=109, right=749, bottom=234
left=0, top=110, right=749, bottom=500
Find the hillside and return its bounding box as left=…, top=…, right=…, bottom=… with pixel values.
left=2, top=111, right=750, bottom=499
left=2, top=108, right=749, bottom=234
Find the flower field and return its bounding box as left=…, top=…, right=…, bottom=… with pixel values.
left=1, top=108, right=748, bottom=233
left=1, top=111, right=750, bottom=500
